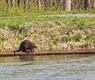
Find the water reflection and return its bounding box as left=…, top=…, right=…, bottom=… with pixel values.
left=0, top=54, right=94, bottom=63
left=0, top=54, right=95, bottom=80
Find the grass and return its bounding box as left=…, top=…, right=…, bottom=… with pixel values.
left=44, top=9, right=95, bottom=14
left=0, top=8, right=95, bottom=51
left=0, top=0, right=95, bottom=51
left=0, top=16, right=95, bottom=51
left=0, top=0, right=95, bottom=17
left=1, top=1, right=95, bottom=51
left=0, top=16, right=95, bottom=29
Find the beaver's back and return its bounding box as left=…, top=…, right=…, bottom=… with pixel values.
left=19, top=40, right=37, bottom=51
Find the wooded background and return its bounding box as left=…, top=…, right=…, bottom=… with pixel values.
left=1, top=0, right=95, bottom=12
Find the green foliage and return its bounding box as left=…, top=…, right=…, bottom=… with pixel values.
left=0, top=34, right=4, bottom=41
left=0, top=16, right=95, bottom=29
left=69, top=34, right=82, bottom=42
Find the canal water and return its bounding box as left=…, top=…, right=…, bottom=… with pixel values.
left=0, top=54, right=95, bottom=80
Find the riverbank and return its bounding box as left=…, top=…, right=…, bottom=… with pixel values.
left=0, top=49, right=95, bottom=57
left=1, top=16, right=95, bottom=52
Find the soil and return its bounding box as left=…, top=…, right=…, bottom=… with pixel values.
left=0, top=49, right=95, bottom=57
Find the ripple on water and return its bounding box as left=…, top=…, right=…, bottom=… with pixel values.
left=0, top=54, right=95, bottom=80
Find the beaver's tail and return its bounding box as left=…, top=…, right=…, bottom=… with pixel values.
left=13, top=49, right=20, bottom=54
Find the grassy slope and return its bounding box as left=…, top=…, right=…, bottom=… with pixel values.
left=1, top=1, right=95, bottom=51
left=1, top=16, right=95, bottom=28
left=1, top=16, right=95, bottom=51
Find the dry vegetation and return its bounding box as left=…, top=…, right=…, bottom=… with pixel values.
left=1, top=21, right=95, bottom=51
left=0, top=0, right=95, bottom=51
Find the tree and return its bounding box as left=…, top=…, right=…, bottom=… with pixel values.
left=38, top=0, right=41, bottom=10
left=92, top=0, right=95, bottom=8
left=64, top=0, right=71, bottom=11
left=5, top=0, right=27, bottom=7
left=84, top=0, right=91, bottom=10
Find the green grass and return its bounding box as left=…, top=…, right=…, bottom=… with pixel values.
left=44, top=9, right=95, bottom=14
left=0, top=16, right=95, bottom=29
left=1, top=1, right=95, bottom=51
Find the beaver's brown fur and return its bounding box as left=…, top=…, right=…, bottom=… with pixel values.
left=14, top=40, right=37, bottom=54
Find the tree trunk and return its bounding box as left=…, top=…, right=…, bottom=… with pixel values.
left=38, top=0, right=41, bottom=10
left=25, top=0, right=29, bottom=10
left=93, top=0, right=95, bottom=8
left=84, top=0, right=91, bottom=10
left=64, top=0, right=71, bottom=11
left=6, top=0, right=12, bottom=7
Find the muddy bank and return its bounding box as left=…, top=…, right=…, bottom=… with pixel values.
left=0, top=49, right=95, bottom=57
left=0, top=22, right=95, bottom=52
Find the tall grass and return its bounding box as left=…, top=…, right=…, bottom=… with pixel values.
left=0, top=0, right=95, bottom=16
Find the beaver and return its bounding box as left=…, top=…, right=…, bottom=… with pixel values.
left=14, top=40, right=37, bottom=54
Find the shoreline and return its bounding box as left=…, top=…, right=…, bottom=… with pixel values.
left=0, top=49, right=95, bottom=57
left=1, top=21, right=95, bottom=52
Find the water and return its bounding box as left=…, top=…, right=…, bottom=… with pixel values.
left=0, top=54, right=95, bottom=80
